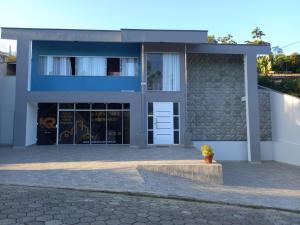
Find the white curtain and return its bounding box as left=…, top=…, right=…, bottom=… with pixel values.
left=121, top=58, right=136, bottom=76
left=76, top=57, right=106, bottom=76
left=40, top=56, right=53, bottom=75
left=162, top=53, right=180, bottom=91
left=53, top=57, right=71, bottom=76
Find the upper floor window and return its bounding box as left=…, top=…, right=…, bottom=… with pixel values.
left=146, top=53, right=180, bottom=91
left=39, top=56, right=138, bottom=77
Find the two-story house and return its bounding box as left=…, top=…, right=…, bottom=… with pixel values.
left=1, top=28, right=271, bottom=161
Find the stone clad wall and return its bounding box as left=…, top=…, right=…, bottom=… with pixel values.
left=186, top=53, right=271, bottom=141
left=259, top=88, right=272, bottom=141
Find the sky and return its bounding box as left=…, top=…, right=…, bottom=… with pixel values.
left=0, top=0, right=300, bottom=54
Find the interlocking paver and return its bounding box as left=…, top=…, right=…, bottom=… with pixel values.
left=45, top=220, right=62, bottom=225
left=0, top=184, right=299, bottom=225
left=0, top=145, right=300, bottom=211
left=0, top=218, right=15, bottom=225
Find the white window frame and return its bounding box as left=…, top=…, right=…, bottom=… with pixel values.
left=145, top=52, right=181, bottom=92
left=39, top=55, right=139, bottom=77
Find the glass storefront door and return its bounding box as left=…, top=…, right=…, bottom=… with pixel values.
left=91, top=111, right=106, bottom=144
left=37, top=103, right=57, bottom=145
left=107, top=111, right=122, bottom=144
left=58, top=111, right=74, bottom=144
left=42, top=103, right=130, bottom=145
left=75, top=111, right=90, bottom=144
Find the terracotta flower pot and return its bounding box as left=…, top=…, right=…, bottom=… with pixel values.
left=203, top=155, right=213, bottom=164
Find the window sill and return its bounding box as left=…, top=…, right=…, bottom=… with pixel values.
left=39, top=74, right=138, bottom=77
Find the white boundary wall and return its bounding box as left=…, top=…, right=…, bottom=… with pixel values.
left=0, top=71, right=16, bottom=145
left=270, top=91, right=300, bottom=166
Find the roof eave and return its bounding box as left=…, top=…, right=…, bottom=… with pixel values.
left=187, top=43, right=271, bottom=55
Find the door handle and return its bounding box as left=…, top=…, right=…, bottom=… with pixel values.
left=155, top=117, right=158, bottom=129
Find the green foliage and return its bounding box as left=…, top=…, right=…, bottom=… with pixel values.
left=251, top=27, right=265, bottom=40
left=217, top=34, right=237, bottom=44
left=256, top=53, right=300, bottom=74
left=257, top=55, right=273, bottom=75
left=258, top=76, right=300, bottom=98
left=201, top=144, right=214, bottom=157
left=208, top=34, right=237, bottom=44
left=245, top=27, right=269, bottom=45
left=208, top=35, right=218, bottom=44
left=272, top=46, right=283, bottom=55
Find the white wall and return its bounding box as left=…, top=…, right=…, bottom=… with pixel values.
left=270, top=91, right=300, bottom=166
left=25, top=102, right=37, bottom=146
left=0, top=72, right=16, bottom=145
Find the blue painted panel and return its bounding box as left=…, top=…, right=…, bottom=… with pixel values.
left=31, top=41, right=141, bottom=91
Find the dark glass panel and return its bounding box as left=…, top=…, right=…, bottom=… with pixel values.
left=107, top=58, right=120, bottom=76
left=173, top=103, right=179, bottom=116
left=148, top=116, right=153, bottom=130
left=123, top=111, right=130, bottom=144
left=146, top=54, right=163, bottom=90
left=70, top=57, right=75, bottom=75
left=174, top=131, right=179, bottom=144
left=107, top=103, right=122, bottom=109
left=148, top=131, right=153, bottom=144
left=91, top=111, right=106, bottom=144
left=59, top=103, right=74, bottom=109
left=173, top=117, right=179, bottom=130
left=107, top=111, right=122, bottom=144
left=92, top=103, right=106, bottom=110
left=76, top=103, right=90, bottom=110
left=37, top=103, right=57, bottom=145
left=75, top=111, right=90, bottom=144
left=148, top=102, right=153, bottom=116
left=123, top=103, right=130, bottom=109
left=58, top=111, right=74, bottom=144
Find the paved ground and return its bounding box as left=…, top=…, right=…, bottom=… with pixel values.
left=0, top=184, right=299, bottom=225
left=0, top=145, right=300, bottom=211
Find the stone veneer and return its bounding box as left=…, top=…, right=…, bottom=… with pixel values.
left=187, top=53, right=271, bottom=141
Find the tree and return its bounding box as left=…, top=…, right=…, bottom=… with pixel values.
left=245, top=27, right=269, bottom=45
left=208, top=34, right=237, bottom=44
left=257, top=55, right=273, bottom=75
left=208, top=35, right=218, bottom=44
left=272, top=46, right=283, bottom=55
left=288, top=53, right=300, bottom=73
left=217, top=34, right=237, bottom=44
left=273, top=54, right=289, bottom=72
left=252, top=27, right=265, bottom=40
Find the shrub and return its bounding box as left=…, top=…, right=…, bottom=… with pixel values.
left=201, top=145, right=214, bottom=157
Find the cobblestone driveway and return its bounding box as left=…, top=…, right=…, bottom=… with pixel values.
left=0, top=146, right=300, bottom=211
left=0, top=185, right=299, bottom=225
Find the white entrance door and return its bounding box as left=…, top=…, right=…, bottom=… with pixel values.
left=153, top=102, right=174, bottom=145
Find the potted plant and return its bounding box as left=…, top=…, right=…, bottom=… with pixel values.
left=201, top=144, right=214, bottom=164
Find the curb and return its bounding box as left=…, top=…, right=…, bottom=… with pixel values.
left=1, top=183, right=300, bottom=214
